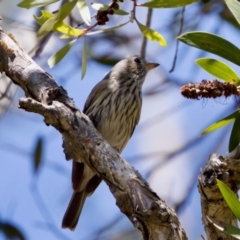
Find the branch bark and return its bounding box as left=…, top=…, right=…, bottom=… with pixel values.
left=0, top=26, right=187, bottom=240
left=198, top=153, right=240, bottom=240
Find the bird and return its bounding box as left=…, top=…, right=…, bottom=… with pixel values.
left=62, top=55, right=159, bottom=230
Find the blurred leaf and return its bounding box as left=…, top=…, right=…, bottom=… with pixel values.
left=33, top=137, right=43, bottom=172
left=141, top=0, right=198, bottom=8
left=201, top=110, right=240, bottom=135
left=35, top=10, right=84, bottom=36
left=217, top=180, right=240, bottom=220
left=48, top=39, right=76, bottom=67
left=137, top=21, right=167, bottom=46
left=81, top=37, right=87, bottom=79
left=37, top=15, right=57, bottom=36
left=225, top=0, right=240, bottom=26
left=178, top=32, right=240, bottom=66
left=208, top=217, right=240, bottom=239
left=57, top=0, right=78, bottom=21
left=86, top=21, right=129, bottom=35
left=77, top=0, right=91, bottom=26
left=229, top=116, right=240, bottom=152
left=0, top=221, right=25, bottom=240
left=92, top=56, right=121, bottom=66
left=18, top=0, right=58, bottom=9
left=195, top=58, right=240, bottom=84
left=91, top=3, right=129, bottom=15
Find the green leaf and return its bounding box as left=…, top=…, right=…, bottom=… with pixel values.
left=57, top=0, right=78, bottom=22
left=229, top=117, right=240, bottom=152
left=141, top=0, right=198, bottom=8
left=48, top=39, right=76, bottom=67
left=195, top=58, right=240, bottom=84
left=34, top=10, right=54, bottom=25
left=37, top=15, right=57, bottom=36
left=18, top=0, right=58, bottom=9
left=208, top=217, right=240, bottom=239
left=81, top=37, right=87, bottom=79
left=33, top=137, right=43, bottom=172
left=0, top=221, right=25, bottom=240
left=178, top=32, right=240, bottom=66
left=77, top=0, right=91, bottom=26
left=91, top=3, right=129, bottom=15
left=86, top=20, right=129, bottom=35
left=201, top=110, right=240, bottom=135
left=136, top=21, right=167, bottom=46
left=217, top=180, right=240, bottom=220
left=225, top=0, right=240, bottom=26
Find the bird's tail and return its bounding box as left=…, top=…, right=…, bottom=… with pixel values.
left=62, top=190, right=87, bottom=230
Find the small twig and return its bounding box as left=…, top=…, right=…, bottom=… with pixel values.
left=140, top=8, right=153, bottom=59
left=169, top=7, right=185, bottom=73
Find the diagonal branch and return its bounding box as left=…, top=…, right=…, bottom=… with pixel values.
left=0, top=26, right=187, bottom=240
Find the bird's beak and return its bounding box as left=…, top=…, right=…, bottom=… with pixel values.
left=146, top=62, right=159, bottom=71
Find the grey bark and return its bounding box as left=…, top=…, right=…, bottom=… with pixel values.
left=0, top=27, right=187, bottom=240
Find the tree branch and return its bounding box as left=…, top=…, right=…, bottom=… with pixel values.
left=0, top=26, right=187, bottom=240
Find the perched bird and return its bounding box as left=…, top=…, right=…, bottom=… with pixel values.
left=62, top=55, right=159, bottom=230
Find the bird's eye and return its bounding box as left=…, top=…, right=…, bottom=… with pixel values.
left=134, top=58, right=141, bottom=64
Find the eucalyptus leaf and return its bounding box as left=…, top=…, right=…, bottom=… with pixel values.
left=201, top=110, right=240, bottom=135
left=48, top=39, right=76, bottom=67
left=141, top=0, right=198, bottom=8
left=81, top=37, right=87, bottom=79
left=229, top=117, right=240, bottom=152
left=77, top=0, right=91, bottom=26
left=225, top=0, right=240, bottom=26
left=18, top=0, right=58, bottom=9
left=178, top=32, right=240, bottom=66
left=195, top=58, right=240, bottom=84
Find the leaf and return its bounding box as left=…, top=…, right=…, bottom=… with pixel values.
left=195, top=58, right=240, bottom=84
left=37, top=15, right=57, bottom=36
left=217, top=180, right=240, bottom=220
left=33, top=137, right=43, bottom=172
left=57, top=0, right=78, bottom=22
left=77, top=0, right=91, bottom=26
left=86, top=21, right=129, bottom=35
left=201, top=110, right=240, bottom=135
left=141, top=0, right=198, bottom=8
left=18, top=0, right=58, bottom=9
left=34, top=10, right=54, bottom=25
left=0, top=221, right=25, bottom=240
left=91, top=3, right=129, bottom=15
left=48, top=39, right=76, bottom=67
left=229, top=116, right=240, bottom=152
left=178, top=32, right=240, bottom=66
left=136, top=21, right=167, bottom=46
left=81, top=37, right=87, bottom=79
left=225, top=0, right=240, bottom=26
left=208, top=217, right=240, bottom=239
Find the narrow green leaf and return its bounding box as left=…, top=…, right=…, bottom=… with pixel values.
left=81, top=37, right=87, bottom=79
left=34, top=10, right=54, bottom=26
left=195, top=58, right=240, bottom=84
left=0, top=222, right=25, bottom=240
left=77, top=0, right=91, bottom=26
left=141, top=0, right=198, bottom=8
left=91, top=3, right=129, bottom=15
left=178, top=32, right=240, bottom=66
left=57, top=0, right=77, bottom=22
left=54, top=21, right=84, bottom=36
left=48, top=39, right=76, bottom=67
left=137, top=21, right=167, bottom=46
left=217, top=180, right=240, bottom=220
left=18, top=0, right=58, bottom=9
left=229, top=117, right=240, bottom=152
left=86, top=21, right=129, bottom=35
left=201, top=110, right=240, bottom=135
left=37, top=16, right=57, bottom=36
left=33, top=137, right=43, bottom=172
left=208, top=217, right=240, bottom=239
left=225, top=0, right=240, bottom=26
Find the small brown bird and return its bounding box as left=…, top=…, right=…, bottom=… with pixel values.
left=62, top=55, right=159, bottom=230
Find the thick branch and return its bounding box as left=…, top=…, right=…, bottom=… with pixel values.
left=198, top=153, right=240, bottom=240
left=0, top=26, right=187, bottom=240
